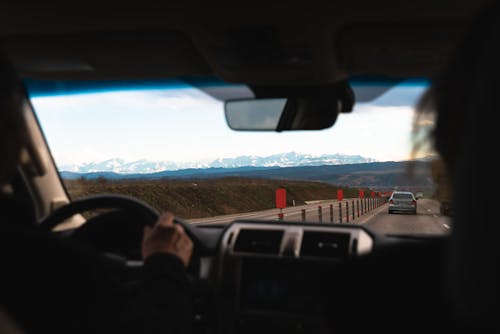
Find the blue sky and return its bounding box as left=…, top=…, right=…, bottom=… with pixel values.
left=28, top=80, right=431, bottom=166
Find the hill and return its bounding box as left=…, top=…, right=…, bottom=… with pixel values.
left=64, top=177, right=364, bottom=219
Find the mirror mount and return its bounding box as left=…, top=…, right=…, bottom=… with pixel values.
left=250, top=80, right=354, bottom=113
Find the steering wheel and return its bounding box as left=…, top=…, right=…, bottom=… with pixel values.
left=38, top=194, right=204, bottom=253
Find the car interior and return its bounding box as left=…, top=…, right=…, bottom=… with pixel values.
left=1, top=1, right=497, bottom=333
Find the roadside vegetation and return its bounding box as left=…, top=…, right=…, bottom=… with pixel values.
left=63, top=177, right=365, bottom=219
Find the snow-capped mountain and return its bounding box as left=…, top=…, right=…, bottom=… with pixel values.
left=59, top=152, right=377, bottom=174
left=59, top=158, right=197, bottom=174
left=209, top=152, right=376, bottom=168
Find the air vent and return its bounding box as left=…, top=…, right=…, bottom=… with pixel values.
left=300, top=231, right=350, bottom=259
left=233, top=229, right=284, bottom=254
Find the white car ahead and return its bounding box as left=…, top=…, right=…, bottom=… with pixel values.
left=388, top=191, right=417, bottom=215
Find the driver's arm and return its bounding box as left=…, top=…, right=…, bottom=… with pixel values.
left=0, top=212, right=194, bottom=334
left=126, top=212, right=194, bottom=334
left=142, top=212, right=193, bottom=267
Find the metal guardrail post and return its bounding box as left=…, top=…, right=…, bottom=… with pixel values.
left=339, top=202, right=342, bottom=223
left=318, top=205, right=322, bottom=223
left=357, top=200, right=360, bottom=217
left=346, top=202, right=350, bottom=223
left=352, top=200, right=355, bottom=221
left=301, top=209, right=306, bottom=222
left=329, top=204, right=334, bottom=223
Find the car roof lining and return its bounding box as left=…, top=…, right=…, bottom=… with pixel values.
left=0, top=0, right=492, bottom=83
left=2, top=31, right=213, bottom=80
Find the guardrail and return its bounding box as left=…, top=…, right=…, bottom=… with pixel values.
left=189, top=196, right=387, bottom=225
left=279, top=197, right=385, bottom=223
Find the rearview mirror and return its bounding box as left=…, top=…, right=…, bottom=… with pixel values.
left=225, top=98, right=287, bottom=131
left=224, top=82, right=354, bottom=132
left=225, top=96, right=346, bottom=132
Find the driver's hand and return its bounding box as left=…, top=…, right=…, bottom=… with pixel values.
left=141, top=212, right=193, bottom=267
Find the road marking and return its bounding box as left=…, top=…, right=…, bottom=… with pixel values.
left=357, top=204, right=388, bottom=225
left=443, top=224, right=450, bottom=229
left=427, top=209, right=431, bottom=212
left=433, top=215, right=439, bottom=218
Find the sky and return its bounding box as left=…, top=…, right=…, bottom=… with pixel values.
left=29, top=80, right=431, bottom=166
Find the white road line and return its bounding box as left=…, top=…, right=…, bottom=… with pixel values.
left=356, top=204, right=388, bottom=225
left=443, top=224, right=450, bottom=229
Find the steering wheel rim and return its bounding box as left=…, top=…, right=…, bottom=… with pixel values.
left=39, top=194, right=160, bottom=232
left=38, top=194, right=207, bottom=254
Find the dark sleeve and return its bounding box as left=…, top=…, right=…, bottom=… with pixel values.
left=1, top=223, right=193, bottom=334
left=125, top=253, right=193, bottom=334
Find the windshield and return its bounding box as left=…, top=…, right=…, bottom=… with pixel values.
left=27, top=78, right=451, bottom=236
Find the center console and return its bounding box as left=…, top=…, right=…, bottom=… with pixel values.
left=214, top=221, right=374, bottom=333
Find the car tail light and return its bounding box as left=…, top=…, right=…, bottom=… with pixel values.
left=412, top=200, right=416, bottom=206
left=389, top=200, right=394, bottom=204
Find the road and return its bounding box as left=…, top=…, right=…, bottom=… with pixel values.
left=364, top=199, right=450, bottom=235
left=188, top=198, right=451, bottom=236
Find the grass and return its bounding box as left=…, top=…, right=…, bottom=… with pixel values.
left=63, top=177, right=365, bottom=219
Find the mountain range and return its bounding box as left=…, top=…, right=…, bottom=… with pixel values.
left=59, top=152, right=377, bottom=174
left=60, top=160, right=435, bottom=190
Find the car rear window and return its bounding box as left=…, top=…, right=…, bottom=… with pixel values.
left=393, top=193, right=413, bottom=199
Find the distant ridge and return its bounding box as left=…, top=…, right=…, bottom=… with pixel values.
left=59, top=152, right=377, bottom=174
left=61, top=160, right=434, bottom=190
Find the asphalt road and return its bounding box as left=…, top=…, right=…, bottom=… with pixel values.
left=189, top=198, right=451, bottom=236
left=364, top=199, right=451, bottom=235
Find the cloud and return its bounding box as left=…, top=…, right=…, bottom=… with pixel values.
left=353, top=104, right=414, bottom=115
left=31, top=83, right=427, bottom=166
left=353, top=83, right=428, bottom=108
left=32, top=87, right=222, bottom=114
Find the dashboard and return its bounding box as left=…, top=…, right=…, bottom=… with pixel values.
left=194, top=220, right=376, bottom=333
left=70, top=209, right=448, bottom=334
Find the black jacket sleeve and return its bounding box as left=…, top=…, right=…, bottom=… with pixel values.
left=126, top=253, right=193, bottom=334
left=1, top=223, right=193, bottom=334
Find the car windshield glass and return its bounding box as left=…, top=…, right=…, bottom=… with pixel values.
left=26, top=78, right=452, bottom=236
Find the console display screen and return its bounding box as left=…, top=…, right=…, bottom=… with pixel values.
left=239, top=258, right=332, bottom=314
